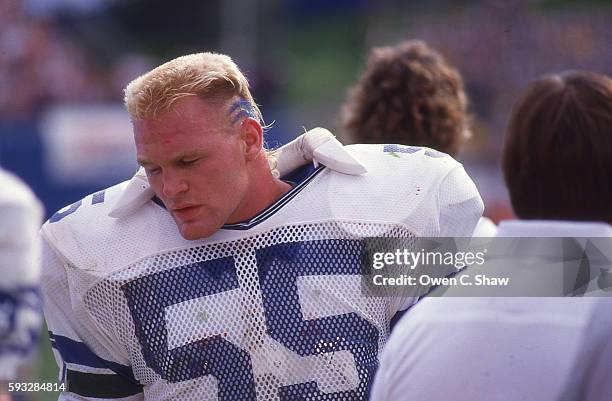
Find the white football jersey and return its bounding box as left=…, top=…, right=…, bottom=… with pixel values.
left=41, top=144, right=483, bottom=401
left=0, top=168, right=44, bottom=379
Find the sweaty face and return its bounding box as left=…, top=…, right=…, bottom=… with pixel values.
left=134, top=96, right=249, bottom=240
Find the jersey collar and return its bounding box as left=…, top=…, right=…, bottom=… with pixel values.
left=221, top=163, right=324, bottom=230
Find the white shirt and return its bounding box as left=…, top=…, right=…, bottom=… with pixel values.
left=371, top=220, right=612, bottom=401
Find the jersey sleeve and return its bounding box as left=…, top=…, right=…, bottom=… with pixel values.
left=40, top=235, right=144, bottom=400
left=437, top=165, right=484, bottom=237
left=0, top=187, right=43, bottom=380
left=393, top=164, right=484, bottom=313
left=472, top=217, right=498, bottom=237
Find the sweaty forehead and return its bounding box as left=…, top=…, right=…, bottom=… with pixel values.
left=134, top=102, right=231, bottom=137
left=134, top=128, right=208, bottom=165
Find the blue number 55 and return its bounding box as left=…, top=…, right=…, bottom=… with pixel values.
left=122, top=239, right=379, bottom=400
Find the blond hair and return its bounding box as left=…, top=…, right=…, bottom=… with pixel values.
left=124, top=52, right=262, bottom=121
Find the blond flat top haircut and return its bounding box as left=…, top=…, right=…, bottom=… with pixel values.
left=124, top=52, right=262, bottom=122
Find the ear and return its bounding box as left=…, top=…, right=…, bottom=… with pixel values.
left=240, top=118, right=264, bottom=161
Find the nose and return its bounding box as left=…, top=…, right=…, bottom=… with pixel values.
left=161, top=169, right=188, bottom=198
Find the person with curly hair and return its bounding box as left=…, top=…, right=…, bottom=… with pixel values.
left=342, top=40, right=494, bottom=235
left=342, top=40, right=469, bottom=156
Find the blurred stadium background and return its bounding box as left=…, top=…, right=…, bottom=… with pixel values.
left=1, top=0, right=611, bottom=399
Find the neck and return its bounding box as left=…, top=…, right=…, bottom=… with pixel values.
left=226, top=160, right=291, bottom=224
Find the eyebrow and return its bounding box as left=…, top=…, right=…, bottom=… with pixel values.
left=137, top=158, right=153, bottom=167
left=137, top=151, right=203, bottom=167
left=173, top=151, right=202, bottom=161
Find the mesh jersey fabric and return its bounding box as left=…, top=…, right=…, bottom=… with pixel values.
left=40, top=144, right=483, bottom=400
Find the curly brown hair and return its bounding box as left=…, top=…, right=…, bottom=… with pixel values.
left=341, top=40, right=469, bottom=156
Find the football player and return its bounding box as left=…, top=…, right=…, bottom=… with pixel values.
left=341, top=40, right=497, bottom=236
left=0, top=168, right=43, bottom=397
left=40, top=52, right=483, bottom=400
left=371, top=71, right=612, bottom=401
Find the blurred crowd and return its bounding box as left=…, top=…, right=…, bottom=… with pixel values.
left=393, top=3, right=612, bottom=157
left=2, top=0, right=611, bottom=144
left=0, top=0, right=152, bottom=119
left=1, top=1, right=102, bottom=117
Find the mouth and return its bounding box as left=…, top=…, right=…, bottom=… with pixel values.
left=171, top=205, right=201, bottom=220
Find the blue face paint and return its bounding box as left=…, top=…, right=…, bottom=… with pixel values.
left=231, top=110, right=251, bottom=124
left=228, top=99, right=258, bottom=123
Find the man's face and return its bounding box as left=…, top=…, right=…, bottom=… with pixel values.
left=134, top=96, right=250, bottom=240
